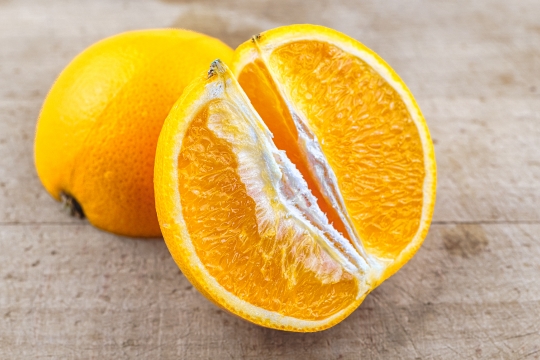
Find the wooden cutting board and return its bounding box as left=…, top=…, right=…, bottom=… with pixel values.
left=1, top=0, right=539, bottom=358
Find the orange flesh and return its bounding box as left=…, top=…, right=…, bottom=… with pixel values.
left=240, top=40, right=425, bottom=258
left=177, top=103, right=358, bottom=320
left=270, top=41, right=425, bottom=257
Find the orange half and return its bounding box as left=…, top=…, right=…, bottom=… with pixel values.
left=155, top=25, right=436, bottom=332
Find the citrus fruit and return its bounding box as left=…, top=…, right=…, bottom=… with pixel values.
left=154, top=25, right=436, bottom=331
left=34, top=29, right=233, bottom=237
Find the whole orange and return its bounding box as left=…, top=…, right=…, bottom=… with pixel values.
left=34, top=29, right=233, bottom=237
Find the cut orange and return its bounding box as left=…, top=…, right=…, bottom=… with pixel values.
left=155, top=25, right=436, bottom=331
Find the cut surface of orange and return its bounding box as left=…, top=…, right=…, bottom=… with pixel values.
left=155, top=25, right=436, bottom=331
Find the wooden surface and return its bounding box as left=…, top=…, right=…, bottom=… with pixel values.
left=1, top=0, right=539, bottom=358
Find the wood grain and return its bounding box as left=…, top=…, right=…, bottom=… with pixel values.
left=1, top=0, right=539, bottom=358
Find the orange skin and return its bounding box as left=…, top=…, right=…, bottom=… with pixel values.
left=34, top=29, right=233, bottom=237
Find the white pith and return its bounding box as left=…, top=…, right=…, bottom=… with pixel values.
left=251, top=37, right=376, bottom=267
left=205, top=66, right=373, bottom=279
left=207, top=97, right=367, bottom=281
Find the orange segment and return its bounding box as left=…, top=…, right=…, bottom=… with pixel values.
left=156, top=60, right=370, bottom=331
left=178, top=104, right=358, bottom=320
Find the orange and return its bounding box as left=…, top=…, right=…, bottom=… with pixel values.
left=154, top=25, right=436, bottom=331
left=34, top=29, right=233, bottom=237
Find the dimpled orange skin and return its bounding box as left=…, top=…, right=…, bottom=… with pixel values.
left=34, top=29, right=233, bottom=237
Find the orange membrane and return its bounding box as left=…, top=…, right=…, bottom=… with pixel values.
left=178, top=105, right=358, bottom=320
left=241, top=40, right=425, bottom=258
left=238, top=60, right=354, bottom=247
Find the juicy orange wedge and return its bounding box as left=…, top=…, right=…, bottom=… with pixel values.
left=155, top=25, right=436, bottom=332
